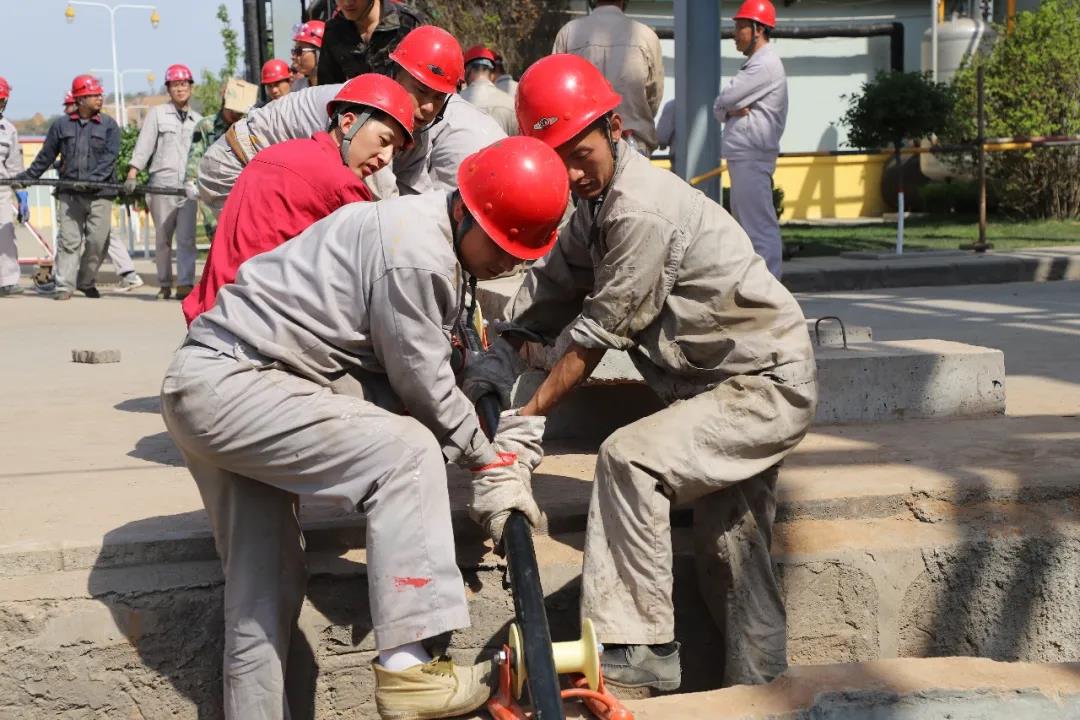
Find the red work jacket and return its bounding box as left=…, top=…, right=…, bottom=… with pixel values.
left=183, top=131, right=373, bottom=325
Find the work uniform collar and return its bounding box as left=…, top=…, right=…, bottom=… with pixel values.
left=312, top=130, right=342, bottom=158
left=69, top=112, right=102, bottom=123
left=164, top=102, right=192, bottom=123
left=592, top=137, right=632, bottom=216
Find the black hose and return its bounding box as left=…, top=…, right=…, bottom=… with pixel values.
left=0, top=178, right=187, bottom=197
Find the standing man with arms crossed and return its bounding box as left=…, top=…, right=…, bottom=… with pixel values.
left=714, top=0, right=788, bottom=279
left=125, top=64, right=201, bottom=300
left=553, top=0, right=663, bottom=156
left=162, top=136, right=567, bottom=720
left=468, top=54, right=817, bottom=691
left=16, top=75, right=120, bottom=301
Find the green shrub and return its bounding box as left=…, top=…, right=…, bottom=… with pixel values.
left=918, top=180, right=997, bottom=216
left=839, top=71, right=954, bottom=151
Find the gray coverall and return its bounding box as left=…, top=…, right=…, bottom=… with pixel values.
left=494, top=74, right=518, bottom=98
left=459, top=78, right=518, bottom=136
left=0, top=118, right=22, bottom=288
left=130, top=102, right=202, bottom=287
left=714, top=43, right=788, bottom=279
left=163, top=192, right=496, bottom=719
left=197, top=83, right=428, bottom=207
left=506, top=141, right=817, bottom=686
left=553, top=4, right=664, bottom=154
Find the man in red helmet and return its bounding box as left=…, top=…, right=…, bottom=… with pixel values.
left=196, top=25, right=502, bottom=206
left=492, top=51, right=517, bottom=98
left=468, top=54, right=817, bottom=691
left=182, top=74, right=414, bottom=325
left=460, top=45, right=517, bottom=136
left=163, top=136, right=568, bottom=720
left=317, top=0, right=425, bottom=85
left=0, top=76, right=25, bottom=296
left=17, top=75, right=120, bottom=300
left=125, top=64, right=202, bottom=300
left=714, top=0, right=788, bottom=279
left=553, top=0, right=664, bottom=156
left=261, top=60, right=293, bottom=101
left=290, top=19, right=325, bottom=90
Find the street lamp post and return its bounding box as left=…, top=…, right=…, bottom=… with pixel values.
left=65, top=2, right=160, bottom=125
left=89, top=67, right=154, bottom=126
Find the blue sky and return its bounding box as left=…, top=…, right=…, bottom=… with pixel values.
left=1, top=0, right=245, bottom=119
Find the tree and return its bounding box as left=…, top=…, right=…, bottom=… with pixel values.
left=840, top=71, right=954, bottom=152
left=413, top=0, right=570, bottom=79
left=947, top=0, right=1080, bottom=218
left=193, top=4, right=242, bottom=116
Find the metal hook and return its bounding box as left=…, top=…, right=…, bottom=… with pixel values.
left=814, top=316, right=848, bottom=349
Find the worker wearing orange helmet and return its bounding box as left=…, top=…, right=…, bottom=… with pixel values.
left=714, top=0, right=788, bottom=279
left=467, top=54, right=817, bottom=690
left=459, top=44, right=517, bottom=136
left=290, top=19, right=324, bottom=89
left=125, top=63, right=203, bottom=300
left=17, top=75, right=120, bottom=300
left=0, top=76, right=26, bottom=296
left=164, top=135, right=568, bottom=720
left=260, top=59, right=293, bottom=101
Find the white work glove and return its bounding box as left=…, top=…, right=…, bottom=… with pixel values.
left=462, top=336, right=526, bottom=410
left=184, top=180, right=199, bottom=201
left=468, top=412, right=546, bottom=544
left=122, top=176, right=138, bottom=194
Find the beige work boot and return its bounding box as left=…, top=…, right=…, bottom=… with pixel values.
left=373, top=656, right=491, bottom=720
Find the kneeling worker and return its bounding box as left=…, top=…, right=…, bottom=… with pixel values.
left=162, top=136, right=568, bottom=719
left=469, top=55, right=818, bottom=691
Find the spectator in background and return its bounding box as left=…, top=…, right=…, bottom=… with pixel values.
left=655, top=98, right=675, bottom=168
left=459, top=45, right=518, bottom=136
left=185, top=78, right=256, bottom=240
left=492, top=52, right=517, bottom=97
left=553, top=0, right=663, bottom=156
left=261, top=60, right=293, bottom=101
left=62, top=92, right=77, bottom=116
left=713, top=0, right=787, bottom=279
left=0, top=76, right=25, bottom=297
left=124, top=64, right=202, bottom=300
left=290, top=20, right=325, bottom=91
left=16, top=75, right=120, bottom=301
left=316, top=0, right=425, bottom=85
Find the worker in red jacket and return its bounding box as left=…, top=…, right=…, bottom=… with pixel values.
left=182, top=74, right=415, bottom=325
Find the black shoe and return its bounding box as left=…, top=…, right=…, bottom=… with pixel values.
left=156, top=286, right=173, bottom=300
left=600, top=643, right=681, bottom=691
left=77, top=286, right=101, bottom=298
left=0, top=284, right=24, bottom=297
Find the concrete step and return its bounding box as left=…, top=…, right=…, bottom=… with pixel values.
left=3, top=415, right=1079, bottom=718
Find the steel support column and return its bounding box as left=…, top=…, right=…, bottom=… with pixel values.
left=674, top=0, right=721, bottom=201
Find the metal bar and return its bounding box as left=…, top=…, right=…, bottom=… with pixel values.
left=974, top=65, right=990, bottom=252
left=0, top=178, right=186, bottom=197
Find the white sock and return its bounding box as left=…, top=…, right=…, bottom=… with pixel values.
left=378, top=641, right=432, bottom=671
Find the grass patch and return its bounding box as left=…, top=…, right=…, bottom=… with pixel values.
left=783, top=217, right=1080, bottom=257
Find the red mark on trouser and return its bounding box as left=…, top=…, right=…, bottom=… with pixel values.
left=394, top=576, right=431, bottom=590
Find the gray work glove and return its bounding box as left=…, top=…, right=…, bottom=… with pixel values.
left=122, top=176, right=138, bottom=194
left=462, top=336, right=526, bottom=410
left=468, top=412, right=546, bottom=544
left=184, top=180, right=199, bottom=201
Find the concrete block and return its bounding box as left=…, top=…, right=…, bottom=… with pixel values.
left=71, top=349, right=121, bottom=364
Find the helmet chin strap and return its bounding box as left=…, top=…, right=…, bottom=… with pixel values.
left=338, top=109, right=373, bottom=166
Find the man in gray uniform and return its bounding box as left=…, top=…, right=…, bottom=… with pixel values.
left=162, top=137, right=570, bottom=720
left=472, top=54, right=817, bottom=692
left=0, top=76, right=24, bottom=296
left=460, top=45, right=517, bottom=136
left=125, top=64, right=202, bottom=299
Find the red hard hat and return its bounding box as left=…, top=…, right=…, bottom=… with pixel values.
left=463, top=45, right=496, bottom=66
left=71, top=74, right=105, bottom=98
left=0, top=77, right=10, bottom=100
left=293, top=19, right=325, bottom=48
left=326, top=74, right=416, bottom=148
left=388, top=26, right=463, bottom=96
left=165, top=64, right=194, bottom=84
left=734, top=0, right=776, bottom=28
left=261, top=59, right=292, bottom=85
left=457, top=137, right=569, bottom=261
left=516, top=54, right=621, bottom=150
left=63, top=92, right=75, bottom=105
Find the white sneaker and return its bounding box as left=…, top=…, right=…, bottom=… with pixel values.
left=114, top=272, right=145, bottom=292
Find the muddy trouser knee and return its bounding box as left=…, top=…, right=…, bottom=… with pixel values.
left=161, top=343, right=471, bottom=720
left=197, top=142, right=244, bottom=213
left=580, top=363, right=817, bottom=658
left=107, top=231, right=135, bottom=275
left=693, top=465, right=786, bottom=685
left=0, top=218, right=17, bottom=287
left=728, top=158, right=782, bottom=279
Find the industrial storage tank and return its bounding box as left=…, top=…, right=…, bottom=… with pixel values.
left=921, top=16, right=996, bottom=180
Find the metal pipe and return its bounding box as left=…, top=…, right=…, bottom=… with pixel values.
left=931, top=0, right=939, bottom=82
left=0, top=178, right=187, bottom=197
left=974, top=65, right=989, bottom=252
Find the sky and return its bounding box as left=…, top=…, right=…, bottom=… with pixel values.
left=1, top=0, right=246, bottom=120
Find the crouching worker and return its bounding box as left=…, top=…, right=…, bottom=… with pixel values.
left=161, top=136, right=569, bottom=720
left=467, top=55, right=818, bottom=691
left=183, top=74, right=415, bottom=325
